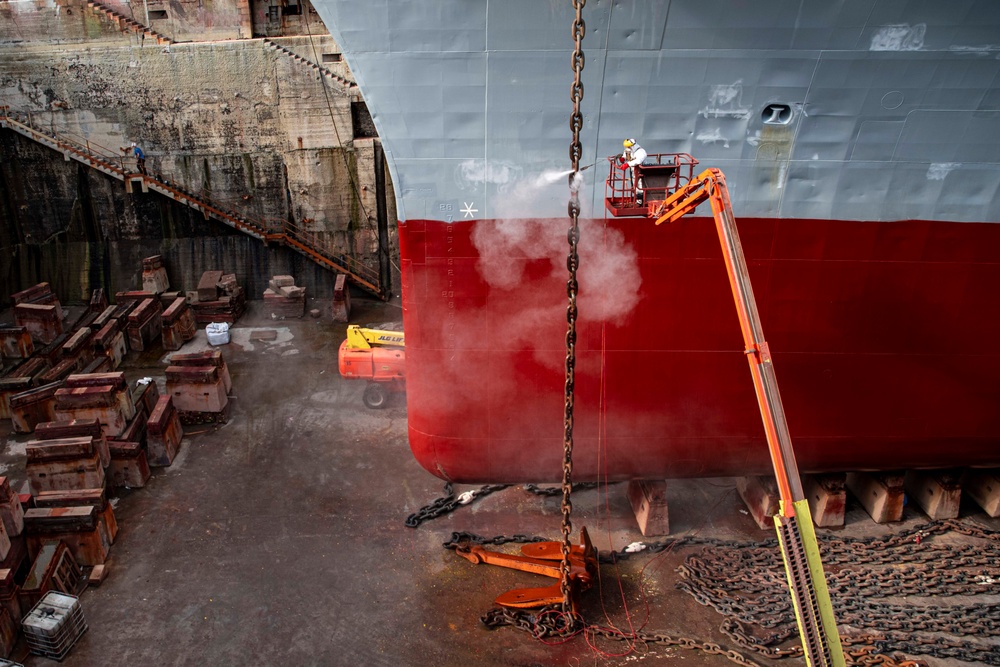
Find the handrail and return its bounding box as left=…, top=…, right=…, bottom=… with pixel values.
left=0, top=106, right=384, bottom=298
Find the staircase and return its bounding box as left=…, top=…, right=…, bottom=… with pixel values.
left=84, top=0, right=173, bottom=44
left=0, top=108, right=384, bottom=298
left=262, top=39, right=357, bottom=93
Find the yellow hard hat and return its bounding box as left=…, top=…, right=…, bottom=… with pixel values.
left=623, top=138, right=635, bottom=148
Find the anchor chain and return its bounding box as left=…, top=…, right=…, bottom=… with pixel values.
left=678, top=520, right=1000, bottom=665
left=403, top=483, right=509, bottom=528
left=560, top=0, right=586, bottom=618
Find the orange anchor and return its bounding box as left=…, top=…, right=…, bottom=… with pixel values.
left=455, top=527, right=599, bottom=612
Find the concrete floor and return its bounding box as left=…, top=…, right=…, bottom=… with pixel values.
left=2, top=297, right=998, bottom=667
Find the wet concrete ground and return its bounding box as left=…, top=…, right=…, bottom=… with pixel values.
left=2, top=297, right=998, bottom=666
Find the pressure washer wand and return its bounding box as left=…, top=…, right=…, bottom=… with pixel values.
left=578, top=162, right=596, bottom=172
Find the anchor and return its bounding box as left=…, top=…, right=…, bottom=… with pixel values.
left=455, top=527, right=599, bottom=611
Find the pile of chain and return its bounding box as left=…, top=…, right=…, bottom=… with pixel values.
left=679, top=519, right=1000, bottom=665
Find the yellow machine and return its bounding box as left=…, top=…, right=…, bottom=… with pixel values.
left=338, top=325, right=405, bottom=409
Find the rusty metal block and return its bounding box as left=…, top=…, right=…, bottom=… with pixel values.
left=146, top=396, right=183, bottom=467
left=332, top=273, right=351, bottom=322
left=0, top=606, right=16, bottom=659
left=197, top=270, right=224, bottom=302
left=34, top=489, right=117, bottom=545
left=19, top=540, right=81, bottom=613
left=108, top=442, right=151, bottom=489
left=0, top=326, right=34, bottom=359
left=39, top=356, right=84, bottom=385
left=89, top=288, right=108, bottom=314
left=37, top=333, right=70, bottom=363
left=0, top=376, right=34, bottom=420
left=80, top=357, right=111, bottom=374
left=11, top=282, right=59, bottom=306
left=9, top=381, right=62, bottom=434
left=131, top=379, right=159, bottom=416
left=25, top=506, right=111, bottom=567
left=0, top=479, right=24, bottom=539
left=66, top=371, right=128, bottom=392
left=34, top=419, right=109, bottom=469
left=0, top=567, right=22, bottom=628
left=91, top=305, right=117, bottom=332
left=26, top=445, right=104, bottom=494
left=55, top=385, right=118, bottom=410
left=161, top=298, right=196, bottom=351
left=13, top=303, right=63, bottom=344
left=107, top=401, right=148, bottom=448
left=0, top=513, right=10, bottom=562
left=167, top=377, right=228, bottom=414
left=126, top=298, right=163, bottom=352
left=168, top=349, right=231, bottom=394
left=61, top=328, right=94, bottom=365
left=93, top=324, right=127, bottom=369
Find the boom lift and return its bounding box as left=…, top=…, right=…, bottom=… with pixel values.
left=337, top=324, right=405, bottom=409
left=606, top=158, right=846, bottom=667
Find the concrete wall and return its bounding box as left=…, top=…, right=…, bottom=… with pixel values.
left=0, top=5, right=398, bottom=306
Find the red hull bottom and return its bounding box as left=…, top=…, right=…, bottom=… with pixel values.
left=399, top=215, right=1000, bottom=483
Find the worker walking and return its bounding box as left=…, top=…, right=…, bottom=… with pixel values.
left=123, top=142, right=147, bottom=175
left=619, top=138, right=648, bottom=204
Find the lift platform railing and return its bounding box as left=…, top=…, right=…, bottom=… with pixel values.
left=0, top=106, right=384, bottom=298
left=604, top=152, right=699, bottom=218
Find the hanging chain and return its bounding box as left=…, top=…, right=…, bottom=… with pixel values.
left=560, top=0, right=586, bottom=616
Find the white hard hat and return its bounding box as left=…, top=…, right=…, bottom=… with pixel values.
left=623, top=138, right=635, bottom=148
left=131, top=142, right=137, bottom=147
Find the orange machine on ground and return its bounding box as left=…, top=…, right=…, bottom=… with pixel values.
left=337, top=324, right=405, bottom=408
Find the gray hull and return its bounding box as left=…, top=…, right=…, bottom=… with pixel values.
left=312, top=0, right=1000, bottom=225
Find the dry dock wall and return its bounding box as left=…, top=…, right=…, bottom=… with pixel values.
left=0, top=7, right=397, bottom=305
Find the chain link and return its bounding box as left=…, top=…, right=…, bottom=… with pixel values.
left=560, top=0, right=587, bottom=616
left=678, top=519, right=1000, bottom=665
left=403, top=483, right=509, bottom=528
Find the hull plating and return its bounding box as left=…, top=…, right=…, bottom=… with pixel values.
left=402, top=215, right=1000, bottom=482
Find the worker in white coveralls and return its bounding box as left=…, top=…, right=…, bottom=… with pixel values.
left=618, top=138, right=648, bottom=204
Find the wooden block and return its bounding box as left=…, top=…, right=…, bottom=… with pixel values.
left=802, top=473, right=846, bottom=528
left=736, top=476, right=780, bottom=529
left=905, top=470, right=962, bottom=520
left=964, top=469, right=1000, bottom=517
left=847, top=472, right=905, bottom=523
left=626, top=480, right=669, bottom=536
left=88, top=562, right=108, bottom=586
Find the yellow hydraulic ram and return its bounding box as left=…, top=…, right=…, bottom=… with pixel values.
left=652, top=168, right=845, bottom=667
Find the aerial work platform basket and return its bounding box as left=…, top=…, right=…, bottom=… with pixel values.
left=604, top=152, right=699, bottom=218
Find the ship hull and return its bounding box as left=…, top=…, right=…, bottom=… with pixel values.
left=311, top=0, right=1000, bottom=482
left=402, top=214, right=1000, bottom=482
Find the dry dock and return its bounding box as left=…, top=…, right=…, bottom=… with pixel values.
left=1, top=299, right=998, bottom=667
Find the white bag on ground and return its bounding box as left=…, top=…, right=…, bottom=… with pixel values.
left=206, top=322, right=230, bottom=345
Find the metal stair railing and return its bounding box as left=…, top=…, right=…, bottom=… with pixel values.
left=0, top=106, right=383, bottom=297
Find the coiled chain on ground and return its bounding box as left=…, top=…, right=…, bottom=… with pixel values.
left=470, top=519, right=1000, bottom=666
